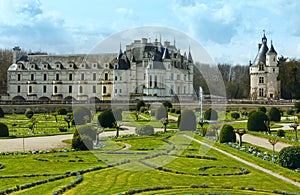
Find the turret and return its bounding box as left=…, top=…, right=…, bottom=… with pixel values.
left=266, top=41, right=277, bottom=66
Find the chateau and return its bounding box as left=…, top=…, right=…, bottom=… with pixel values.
left=6, top=38, right=194, bottom=102
left=249, top=32, right=280, bottom=100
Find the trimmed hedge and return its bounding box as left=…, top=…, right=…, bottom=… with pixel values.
left=73, top=107, right=91, bottom=125
left=277, top=129, right=285, bottom=137
left=231, top=112, right=240, bottom=120
left=219, top=124, right=236, bottom=143
left=56, top=108, right=68, bottom=115
left=25, top=109, right=34, bottom=119
left=204, top=109, right=218, bottom=120
left=0, top=123, right=9, bottom=137
left=247, top=111, right=268, bottom=131
left=295, top=102, right=300, bottom=113
left=136, top=100, right=145, bottom=111
left=135, top=125, right=154, bottom=136
left=98, top=110, right=116, bottom=128
left=162, top=101, right=172, bottom=108
left=279, top=146, right=300, bottom=169
left=258, top=106, right=267, bottom=113
left=178, top=110, right=196, bottom=131
left=0, top=108, right=4, bottom=118
left=268, top=107, right=281, bottom=122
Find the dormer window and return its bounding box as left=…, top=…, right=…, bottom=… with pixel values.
left=31, top=64, right=35, bottom=69
left=259, top=63, right=264, bottom=71
left=44, top=64, right=47, bottom=69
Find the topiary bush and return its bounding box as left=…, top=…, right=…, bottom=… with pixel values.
left=155, top=106, right=167, bottom=120
left=135, top=125, right=154, bottom=136
left=247, top=111, right=269, bottom=131
left=258, top=106, right=267, bottom=113
left=56, top=108, right=68, bottom=115
left=25, top=109, right=34, bottom=119
left=231, top=112, right=240, bottom=120
left=0, top=108, right=4, bottom=118
left=162, top=101, right=172, bottom=108
left=295, top=102, right=300, bottom=113
left=279, top=146, right=300, bottom=169
left=175, top=109, right=181, bottom=114
left=219, top=124, right=236, bottom=143
left=136, top=100, right=145, bottom=111
left=204, top=108, right=218, bottom=120
left=247, top=110, right=256, bottom=118
left=73, top=107, right=91, bottom=125
left=178, top=110, right=196, bottom=131
left=268, top=107, right=281, bottom=122
left=170, top=108, right=176, bottom=113
left=0, top=123, right=9, bottom=137
left=277, top=129, right=285, bottom=137
left=286, top=108, right=295, bottom=116
left=112, top=108, right=122, bottom=121
left=98, top=110, right=116, bottom=128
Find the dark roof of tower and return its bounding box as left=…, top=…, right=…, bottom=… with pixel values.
left=162, top=47, right=170, bottom=59
left=117, top=52, right=130, bottom=70
left=188, top=46, right=193, bottom=63
left=253, top=43, right=268, bottom=66
left=266, top=41, right=277, bottom=55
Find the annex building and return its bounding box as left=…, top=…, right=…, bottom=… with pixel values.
left=6, top=38, right=194, bottom=102
left=249, top=32, right=280, bottom=100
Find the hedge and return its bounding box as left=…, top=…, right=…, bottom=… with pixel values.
left=247, top=111, right=268, bottom=131
left=279, top=146, right=300, bottom=169
left=0, top=123, right=9, bottom=137
left=219, top=124, right=236, bottom=143
left=98, top=110, right=116, bottom=128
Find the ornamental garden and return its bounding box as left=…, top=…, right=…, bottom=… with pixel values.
left=0, top=101, right=300, bottom=194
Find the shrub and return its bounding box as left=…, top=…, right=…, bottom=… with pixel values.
left=268, top=107, right=281, bottom=122
left=204, top=109, right=218, bottom=120
left=136, top=100, right=145, bottom=111
left=231, top=112, right=240, bottom=120
left=286, top=108, right=295, bottom=116
left=155, top=106, right=167, bottom=120
left=295, top=102, right=300, bottom=113
left=279, top=146, right=300, bottom=169
left=56, top=108, right=68, bottom=115
left=112, top=108, right=122, bottom=121
left=277, top=129, right=285, bottom=137
left=25, top=109, right=34, bottom=119
left=0, top=108, right=4, bottom=118
left=178, top=110, right=196, bottom=131
left=162, top=101, right=172, bottom=108
left=247, top=110, right=256, bottom=118
left=139, top=107, right=146, bottom=113
left=170, top=108, right=176, bottom=113
left=219, top=124, right=236, bottom=143
left=258, top=106, right=267, bottom=113
left=76, top=124, right=97, bottom=140
left=0, top=123, right=9, bottom=137
left=98, top=110, right=116, bottom=128
left=175, top=109, right=181, bottom=114
left=73, top=107, right=91, bottom=125
left=72, top=134, right=93, bottom=151
left=247, top=111, right=269, bottom=131
left=135, top=125, right=154, bottom=136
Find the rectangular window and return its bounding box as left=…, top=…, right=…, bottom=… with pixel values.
left=69, top=73, right=73, bottom=81
left=120, top=76, right=122, bottom=81
left=17, top=74, right=21, bottom=81
left=81, top=73, right=85, bottom=80
left=119, top=89, right=122, bottom=93
left=259, top=88, right=264, bottom=97
left=93, top=73, right=96, bottom=81
left=104, top=73, right=108, bottom=80
left=115, top=89, right=117, bottom=94
left=115, top=76, right=117, bottom=81
left=31, top=74, right=34, bottom=81
left=43, top=86, right=46, bottom=93
left=17, top=85, right=21, bottom=93
left=171, top=73, right=173, bottom=80
left=56, top=73, right=59, bottom=81
left=150, top=75, right=152, bottom=87
left=93, top=86, right=96, bottom=93
left=69, top=86, right=72, bottom=93
left=259, top=77, right=264, bottom=84
left=43, top=74, right=47, bottom=81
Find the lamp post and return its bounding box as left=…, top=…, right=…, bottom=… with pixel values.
left=268, top=137, right=279, bottom=162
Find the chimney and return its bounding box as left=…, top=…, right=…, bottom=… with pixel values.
left=258, top=43, right=262, bottom=51
left=13, top=46, right=21, bottom=64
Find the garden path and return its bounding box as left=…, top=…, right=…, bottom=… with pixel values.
left=184, top=135, right=300, bottom=188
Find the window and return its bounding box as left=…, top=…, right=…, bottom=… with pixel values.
left=120, top=76, right=122, bottom=81
left=184, top=86, right=186, bottom=94
left=177, top=86, right=180, bottom=94
left=69, top=73, right=73, bottom=81
left=54, top=86, right=58, bottom=93
left=273, top=68, right=275, bottom=72
left=115, top=76, right=117, bottom=81
left=150, top=75, right=152, bottom=87
left=43, top=86, right=46, bottom=93
left=115, top=88, right=117, bottom=94
left=259, top=77, right=264, bottom=84
left=259, top=88, right=264, bottom=97
left=69, top=86, right=72, bottom=93
left=17, top=74, right=21, bottom=81
left=104, top=73, right=108, bottom=80
left=79, top=86, right=83, bottom=93
left=103, top=86, right=107, bottom=94
left=119, top=89, right=122, bottom=93
left=259, top=63, right=264, bottom=71
left=81, top=73, right=85, bottom=80
left=93, top=73, right=96, bottom=81
left=144, top=73, right=146, bottom=80
left=170, top=86, right=173, bottom=95
left=154, top=75, right=157, bottom=87
left=56, top=74, right=59, bottom=81
left=177, top=74, right=180, bottom=80
left=43, top=74, right=47, bottom=81
left=93, top=86, right=96, bottom=93
left=171, top=73, right=173, bottom=80
left=29, top=86, right=32, bottom=93
left=17, top=86, right=21, bottom=93
left=31, top=74, right=34, bottom=81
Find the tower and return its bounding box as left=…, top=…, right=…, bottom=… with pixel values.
left=12, top=46, right=21, bottom=64
left=249, top=32, right=280, bottom=100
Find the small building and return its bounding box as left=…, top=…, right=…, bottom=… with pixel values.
left=249, top=32, right=280, bottom=100
left=7, top=38, right=194, bottom=102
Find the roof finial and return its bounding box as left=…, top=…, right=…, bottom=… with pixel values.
left=174, top=36, right=176, bottom=47
left=188, top=45, right=193, bottom=63
left=119, top=42, right=122, bottom=54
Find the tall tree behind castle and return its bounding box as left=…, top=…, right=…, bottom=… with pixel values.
left=0, top=49, right=13, bottom=95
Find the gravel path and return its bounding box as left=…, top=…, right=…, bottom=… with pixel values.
left=242, top=134, right=290, bottom=151
left=184, top=134, right=300, bottom=188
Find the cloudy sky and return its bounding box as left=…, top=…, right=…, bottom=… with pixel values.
left=0, top=0, right=300, bottom=65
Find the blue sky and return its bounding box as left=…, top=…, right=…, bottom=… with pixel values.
left=0, top=0, right=300, bottom=65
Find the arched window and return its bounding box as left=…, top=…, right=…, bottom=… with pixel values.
left=103, top=86, right=107, bottom=94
